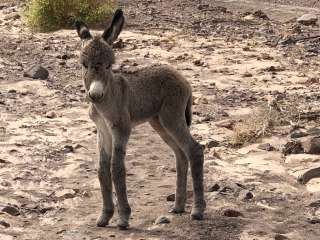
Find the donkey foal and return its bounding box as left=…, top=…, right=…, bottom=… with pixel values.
left=76, top=9, right=206, bottom=230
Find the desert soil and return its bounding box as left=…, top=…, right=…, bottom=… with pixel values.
left=1, top=0, right=320, bottom=239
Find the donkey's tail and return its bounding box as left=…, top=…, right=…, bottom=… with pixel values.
left=185, top=95, right=192, bottom=127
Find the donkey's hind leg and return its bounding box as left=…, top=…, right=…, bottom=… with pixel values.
left=149, top=117, right=188, bottom=213
left=158, top=103, right=206, bottom=220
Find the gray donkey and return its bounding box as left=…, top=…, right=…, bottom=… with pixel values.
left=76, top=9, right=206, bottom=230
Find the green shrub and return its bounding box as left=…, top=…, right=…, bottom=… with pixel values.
left=24, top=0, right=116, bottom=32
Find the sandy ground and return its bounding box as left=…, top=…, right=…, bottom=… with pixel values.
left=1, top=1, right=320, bottom=240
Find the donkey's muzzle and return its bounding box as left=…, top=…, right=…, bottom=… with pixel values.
left=88, top=81, right=104, bottom=103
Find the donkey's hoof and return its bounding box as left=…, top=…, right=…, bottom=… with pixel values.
left=96, top=216, right=109, bottom=227
left=117, top=221, right=129, bottom=230
left=191, top=211, right=204, bottom=221
left=169, top=207, right=185, bottom=214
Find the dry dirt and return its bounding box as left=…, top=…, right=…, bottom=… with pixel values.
left=1, top=1, right=320, bottom=240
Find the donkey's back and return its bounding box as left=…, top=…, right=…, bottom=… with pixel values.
left=120, top=65, right=192, bottom=126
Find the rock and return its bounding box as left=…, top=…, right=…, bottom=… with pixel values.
left=274, top=234, right=289, bottom=240
left=239, top=190, right=254, bottom=200
left=23, top=65, right=49, bottom=80
left=208, top=183, right=220, bottom=192
left=222, top=209, right=243, bottom=217
left=45, top=111, right=56, bottom=119
left=166, top=193, right=175, bottom=202
left=257, top=143, right=274, bottom=151
left=297, top=14, right=318, bottom=26
left=55, top=189, right=76, bottom=199
left=282, top=140, right=304, bottom=155
left=3, top=12, right=20, bottom=21
left=301, top=136, right=320, bottom=154
left=1, top=205, right=20, bottom=216
left=0, top=220, right=10, bottom=228
left=290, top=130, right=308, bottom=139
left=155, top=216, right=171, bottom=224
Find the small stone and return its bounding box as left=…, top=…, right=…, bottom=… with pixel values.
left=55, top=189, right=76, bottom=199
left=297, top=14, right=318, bottom=26
left=222, top=208, right=243, bottom=217
left=193, top=59, right=204, bottom=66
left=239, top=190, right=254, bottom=200
left=257, top=143, right=274, bottom=151
left=1, top=205, right=20, bottom=216
left=155, top=216, right=171, bottom=224
left=0, top=220, right=10, bottom=228
left=166, top=194, right=175, bottom=202
left=274, top=234, right=289, bottom=240
left=61, top=54, right=69, bottom=60
left=242, top=72, right=253, bottom=77
left=23, top=65, right=49, bottom=80
left=208, top=183, right=220, bottom=192
left=8, top=89, right=16, bottom=94
left=46, top=111, right=56, bottom=119
left=62, top=145, right=74, bottom=153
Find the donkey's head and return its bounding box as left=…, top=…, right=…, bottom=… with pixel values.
left=76, top=9, right=124, bottom=103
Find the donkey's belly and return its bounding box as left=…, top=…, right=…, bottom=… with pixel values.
left=129, top=102, right=161, bottom=127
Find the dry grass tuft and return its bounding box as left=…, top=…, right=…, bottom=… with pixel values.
left=230, top=99, right=300, bottom=146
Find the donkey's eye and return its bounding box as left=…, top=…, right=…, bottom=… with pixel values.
left=82, top=63, right=88, bottom=69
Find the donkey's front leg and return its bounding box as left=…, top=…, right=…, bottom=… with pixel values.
left=110, top=125, right=131, bottom=230
left=96, top=131, right=114, bottom=227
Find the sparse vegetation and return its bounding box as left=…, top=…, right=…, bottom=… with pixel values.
left=231, top=100, right=300, bottom=146
left=24, top=0, right=116, bottom=32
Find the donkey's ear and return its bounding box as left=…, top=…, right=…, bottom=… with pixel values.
left=102, top=9, right=125, bottom=45
left=75, top=21, right=92, bottom=40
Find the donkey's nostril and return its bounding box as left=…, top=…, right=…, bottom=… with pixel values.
left=88, top=91, right=104, bottom=102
